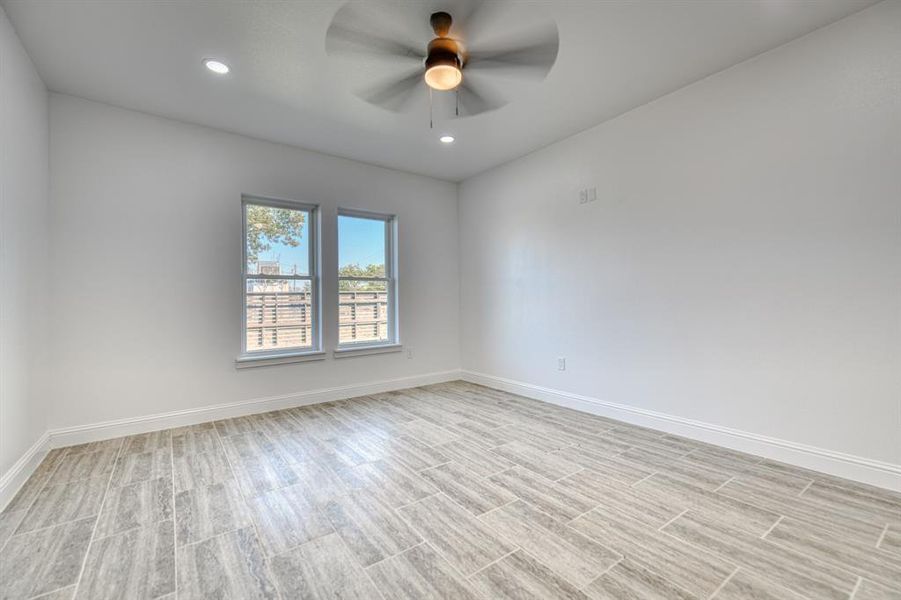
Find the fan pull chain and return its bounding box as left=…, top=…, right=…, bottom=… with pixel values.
left=429, top=87, right=433, bottom=129
left=455, top=89, right=459, bottom=117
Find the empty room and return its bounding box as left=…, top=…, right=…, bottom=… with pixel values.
left=1, top=0, right=898, bottom=598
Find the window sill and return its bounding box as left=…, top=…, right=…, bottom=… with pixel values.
left=333, top=343, right=403, bottom=359
left=235, top=350, right=326, bottom=369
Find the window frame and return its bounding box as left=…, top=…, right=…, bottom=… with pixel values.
left=336, top=208, right=398, bottom=350
left=238, top=195, right=322, bottom=364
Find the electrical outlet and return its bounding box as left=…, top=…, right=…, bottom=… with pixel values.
left=407, top=349, right=413, bottom=359
left=578, top=187, right=597, bottom=205
left=557, top=357, right=566, bottom=371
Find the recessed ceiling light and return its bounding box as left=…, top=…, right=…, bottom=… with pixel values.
left=203, top=59, right=230, bottom=75
left=439, top=135, right=455, bottom=144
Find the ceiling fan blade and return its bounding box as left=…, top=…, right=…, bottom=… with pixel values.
left=456, top=78, right=507, bottom=117
left=451, top=0, right=496, bottom=42
left=326, top=23, right=425, bottom=61
left=465, top=32, right=559, bottom=79
left=358, top=69, right=424, bottom=112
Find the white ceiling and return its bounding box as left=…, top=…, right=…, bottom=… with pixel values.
left=3, top=0, right=878, bottom=181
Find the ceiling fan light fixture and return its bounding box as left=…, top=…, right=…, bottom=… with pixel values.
left=424, top=63, right=462, bottom=91
left=424, top=36, right=462, bottom=91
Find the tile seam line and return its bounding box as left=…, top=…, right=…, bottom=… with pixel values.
left=394, top=491, right=522, bottom=581
left=465, top=547, right=520, bottom=579
left=361, top=541, right=428, bottom=572
left=168, top=428, right=179, bottom=598
left=576, top=556, right=623, bottom=591
left=212, top=419, right=288, bottom=599
left=321, top=481, right=403, bottom=600
left=2, top=447, right=101, bottom=549
left=759, top=515, right=785, bottom=540
left=69, top=438, right=124, bottom=599
left=706, top=566, right=740, bottom=600
left=666, top=514, right=861, bottom=598
left=762, top=530, right=888, bottom=592
left=874, top=524, right=889, bottom=549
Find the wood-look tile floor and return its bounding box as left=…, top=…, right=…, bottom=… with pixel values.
left=1, top=381, right=899, bottom=599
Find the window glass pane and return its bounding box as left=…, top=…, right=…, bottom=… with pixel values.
left=338, top=215, right=385, bottom=278
left=339, top=279, right=388, bottom=344
left=246, top=204, right=310, bottom=276
left=245, top=278, right=313, bottom=352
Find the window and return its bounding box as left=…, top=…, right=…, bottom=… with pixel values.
left=241, top=197, right=319, bottom=358
left=338, top=210, right=396, bottom=346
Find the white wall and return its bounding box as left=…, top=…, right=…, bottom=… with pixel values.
left=48, top=94, right=459, bottom=430
left=0, top=7, right=50, bottom=478
left=459, top=2, right=900, bottom=466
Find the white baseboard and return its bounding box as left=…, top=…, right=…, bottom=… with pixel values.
left=1, top=369, right=461, bottom=510
left=5, top=367, right=896, bottom=508
left=461, top=370, right=901, bottom=492
left=47, top=369, right=462, bottom=448
left=0, top=432, right=50, bottom=511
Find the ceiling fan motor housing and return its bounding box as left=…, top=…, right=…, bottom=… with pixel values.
left=424, top=10, right=463, bottom=93
left=425, top=37, right=462, bottom=72
left=423, top=10, right=463, bottom=91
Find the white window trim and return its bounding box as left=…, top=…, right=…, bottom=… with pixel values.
left=237, top=195, right=321, bottom=366
left=336, top=208, right=399, bottom=350
left=333, top=343, right=403, bottom=359
left=235, top=350, right=326, bottom=369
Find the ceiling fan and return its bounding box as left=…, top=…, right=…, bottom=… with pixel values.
left=325, top=1, right=559, bottom=117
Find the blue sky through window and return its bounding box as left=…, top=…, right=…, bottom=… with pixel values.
left=339, top=215, right=385, bottom=269
left=252, top=213, right=385, bottom=274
